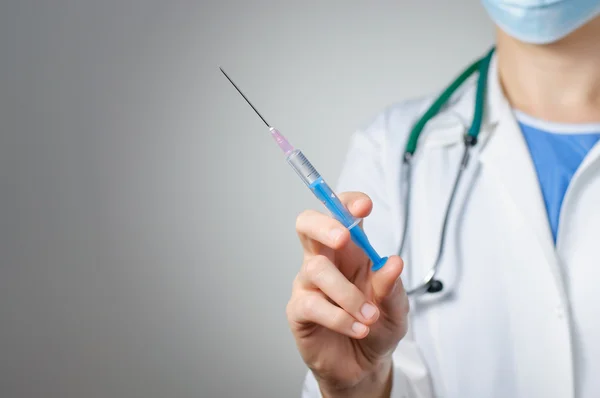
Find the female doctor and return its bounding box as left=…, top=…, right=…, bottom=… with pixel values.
left=286, top=1, right=600, bottom=397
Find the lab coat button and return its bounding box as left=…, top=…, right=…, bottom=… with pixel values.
left=555, top=306, right=565, bottom=319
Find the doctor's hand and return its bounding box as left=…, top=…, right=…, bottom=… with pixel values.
left=287, top=192, right=408, bottom=398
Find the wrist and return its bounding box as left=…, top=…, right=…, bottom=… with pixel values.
left=319, top=358, right=393, bottom=398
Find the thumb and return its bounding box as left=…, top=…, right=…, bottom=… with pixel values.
left=370, top=256, right=404, bottom=305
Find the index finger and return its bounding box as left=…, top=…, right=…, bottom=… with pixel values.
left=336, top=191, right=373, bottom=219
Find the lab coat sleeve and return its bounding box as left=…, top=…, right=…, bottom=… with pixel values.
left=300, top=104, right=435, bottom=398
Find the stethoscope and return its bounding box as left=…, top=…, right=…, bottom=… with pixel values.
left=403, top=47, right=495, bottom=296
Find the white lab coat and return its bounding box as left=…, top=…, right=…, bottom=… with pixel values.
left=301, top=54, right=600, bottom=398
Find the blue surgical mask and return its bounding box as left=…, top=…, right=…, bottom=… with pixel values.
left=481, top=0, right=600, bottom=44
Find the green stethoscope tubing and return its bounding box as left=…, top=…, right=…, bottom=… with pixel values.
left=402, top=47, right=495, bottom=296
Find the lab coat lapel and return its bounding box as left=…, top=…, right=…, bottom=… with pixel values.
left=476, top=56, right=566, bottom=298
left=442, top=56, right=574, bottom=397
left=479, top=108, right=557, bottom=255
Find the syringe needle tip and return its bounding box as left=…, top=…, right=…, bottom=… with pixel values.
left=219, top=66, right=270, bottom=128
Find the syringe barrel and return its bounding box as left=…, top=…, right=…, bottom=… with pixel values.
left=286, top=150, right=321, bottom=186
left=287, top=149, right=388, bottom=271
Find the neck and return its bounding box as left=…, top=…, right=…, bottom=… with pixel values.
left=496, top=16, right=600, bottom=123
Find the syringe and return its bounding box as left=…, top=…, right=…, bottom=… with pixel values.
left=220, top=67, right=388, bottom=271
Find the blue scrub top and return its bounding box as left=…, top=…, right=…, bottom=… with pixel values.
left=515, top=110, right=600, bottom=244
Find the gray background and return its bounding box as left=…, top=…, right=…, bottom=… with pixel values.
left=0, top=1, right=493, bottom=397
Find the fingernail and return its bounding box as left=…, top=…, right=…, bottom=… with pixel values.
left=352, top=322, right=367, bottom=335
left=329, top=229, right=343, bottom=243
left=361, top=303, right=377, bottom=320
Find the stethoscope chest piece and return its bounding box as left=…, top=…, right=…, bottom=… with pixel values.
left=427, top=279, right=444, bottom=293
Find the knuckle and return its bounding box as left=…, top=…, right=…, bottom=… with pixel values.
left=292, top=266, right=302, bottom=294
left=295, top=210, right=311, bottom=231
left=303, top=255, right=328, bottom=279
left=285, top=299, right=297, bottom=321
left=329, top=308, right=346, bottom=330
left=318, top=225, right=331, bottom=240
left=331, top=228, right=349, bottom=248
left=336, top=287, right=358, bottom=307
left=307, top=359, right=328, bottom=377
left=287, top=278, right=307, bottom=321
left=301, top=295, right=319, bottom=319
